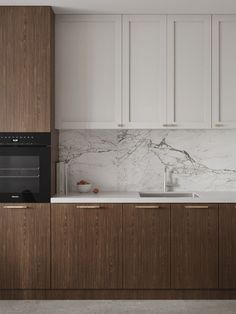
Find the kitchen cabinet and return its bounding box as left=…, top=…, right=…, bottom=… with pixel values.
left=123, top=204, right=170, bottom=288
left=0, top=7, right=54, bottom=132
left=219, top=204, right=236, bottom=288
left=122, top=15, right=166, bottom=128
left=171, top=204, right=219, bottom=289
left=166, top=15, right=211, bottom=129
left=0, top=203, right=50, bottom=289
left=56, top=14, right=217, bottom=130
left=55, top=15, right=122, bottom=129
left=212, top=15, right=236, bottom=128
left=51, top=203, right=122, bottom=289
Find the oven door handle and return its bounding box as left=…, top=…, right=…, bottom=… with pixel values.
left=2, top=205, right=30, bottom=209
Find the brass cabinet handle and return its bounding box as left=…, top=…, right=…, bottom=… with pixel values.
left=76, top=205, right=102, bottom=209
left=163, top=124, right=177, bottom=127
left=215, top=123, right=224, bottom=127
left=135, top=205, right=160, bottom=209
left=184, top=205, right=209, bottom=209
left=3, top=205, right=29, bottom=209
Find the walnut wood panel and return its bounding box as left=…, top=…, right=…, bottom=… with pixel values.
left=171, top=204, right=219, bottom=289
left=219, top=204, right=236, bottom=288
left=123, top=203, right=170, bottom=288
left=1, top=289, right=236, bottom=300
left=0, top=7, right=54, bottom=132
left=51, top=203, right=122, bottom=289
left=0, top=203, right=50, bottom=289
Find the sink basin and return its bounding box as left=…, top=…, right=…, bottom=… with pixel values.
left=139, top=192, right=199, bottom=198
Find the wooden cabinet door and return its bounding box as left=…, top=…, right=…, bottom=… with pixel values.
left=0, top=204, right=50, bottom=289
left=171, top=204, right=219, bottom=289
left=0, top=7, right=54, bottom=132
left=167, top=15, right=211, bottom=129
left=55, top=15, right=122, bottom=129
left=219, top=204, right=236, bottom=288
left=212, top=15, right=236, bottom=129
left=51, top=203, right=122, bottom=289
left=123, top=204, right=170, bottom=288
left=122, top=15, right=166, bottom=128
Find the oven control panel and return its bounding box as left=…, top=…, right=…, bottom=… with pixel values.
left=0, top=133, right=51, bottom=146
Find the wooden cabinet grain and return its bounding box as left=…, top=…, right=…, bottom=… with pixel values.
left=51, top=203, right=122, bottom=289
left=219, top=204, right=236, bottom=288
left=0, top=7, right=54, bottom=132
left=123, top=204, right=170, bottom=288
left=1, top=201, right=234, bottom=296
left=0, top=203, right=50, bottom=289
left=171, top=204, right=219, bottom=289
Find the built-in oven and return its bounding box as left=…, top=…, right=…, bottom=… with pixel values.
left=0, top=133, right=51, bottom=203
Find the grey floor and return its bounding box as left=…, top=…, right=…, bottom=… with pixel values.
left=0, top=301, right=236, bottom=314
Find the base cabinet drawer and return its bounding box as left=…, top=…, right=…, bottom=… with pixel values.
left=219, top=204, right=236, bottom=289
left=123, top=204, right=171, bottom=289
left=171, top=204, right=219, bottom=289
left=51, top=203, right=122, bottom=289
left=0, top=203, right=50, bottom=289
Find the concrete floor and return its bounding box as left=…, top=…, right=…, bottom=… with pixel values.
left=0, top=301, right=236, bottom=314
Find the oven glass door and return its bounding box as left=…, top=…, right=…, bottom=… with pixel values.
left=0, top=146, right=50, bottom=202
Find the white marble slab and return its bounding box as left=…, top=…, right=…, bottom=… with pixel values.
left=59, top=129, right=236, bottom=192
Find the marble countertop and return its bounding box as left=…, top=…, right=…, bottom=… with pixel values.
left=51, top=191, right=236, bottom=203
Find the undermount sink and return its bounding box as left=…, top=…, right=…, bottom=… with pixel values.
left=139, top=192, right=199, bottom=198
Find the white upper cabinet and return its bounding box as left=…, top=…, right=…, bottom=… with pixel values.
left=166, top=15, right=211, bottom=129
left=55, top=15, right=122, bottom=129
left=212, top=15, right=236, bottom=128
left=122, top=15, right=166, bottom=128
left=55, top=14, right=236, bottom=130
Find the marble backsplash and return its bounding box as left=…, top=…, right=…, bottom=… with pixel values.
left=59, top=129, right=236, bottom=192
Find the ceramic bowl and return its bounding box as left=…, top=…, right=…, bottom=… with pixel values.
left=77, top=183, right=92, bottom=193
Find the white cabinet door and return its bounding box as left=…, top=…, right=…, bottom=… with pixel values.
left=212, top=15, right=236, bottom=129
left=123, top=15, right=166, bottom=128
left=167, top=15, right=211, bottom=129
left=55, top=15, right=122, bottom=129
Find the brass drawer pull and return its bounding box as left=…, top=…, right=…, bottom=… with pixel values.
left=184, top=205, right=209, bottom=209
left=135, top=205, right=160, bottom=209
left=3, top=205, right=29, bottom=209
left=76, top=205, right=101, bottom=209
left=215, top=123, right=224, bottom=127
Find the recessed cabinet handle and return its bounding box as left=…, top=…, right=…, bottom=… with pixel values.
left=184, top=205, right=209, bottom=209
left=76, top=205, right=102, bottom=209
left=135, top=205, right=160, bottom=209
left=118, top=124, right=124, bottom=128
left=163, top=124, right=177, bottom=127
left=3, top=205, right=29, bottom=209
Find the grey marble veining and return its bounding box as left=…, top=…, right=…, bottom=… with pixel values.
left=59, top=129, right=236, bottom=192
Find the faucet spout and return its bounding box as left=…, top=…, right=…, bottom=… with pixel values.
left=163, top=166, right=168, bottom=192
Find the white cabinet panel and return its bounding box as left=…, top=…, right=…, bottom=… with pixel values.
left=123, top=15, right=166, bottom=128
left=55, top=15, right=122, bottom=129
left=212, top=15, right=236, bottom=129
left=167, top=15, right=211, bottom=129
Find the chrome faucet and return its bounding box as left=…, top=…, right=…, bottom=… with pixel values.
left=163, top=166, right=177, bottom=192
left=163, top=166, right=168, bottom=192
